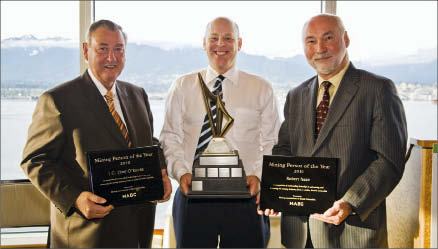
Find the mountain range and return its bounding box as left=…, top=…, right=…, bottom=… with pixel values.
left=1, top=36, right=436, bottom=93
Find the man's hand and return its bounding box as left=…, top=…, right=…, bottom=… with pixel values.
left=158, top=169, right=172, bottom=203
left=75, top=191, right=114, bottom=219
left=257, top=206, right=280, bottom=216
left=246, top=175, right=260, bottom=198
left=180, top=173, right=192, bottom=195
left=310, top=199, right=353, bottom=225
left=255, top=190, right=279, bottom=216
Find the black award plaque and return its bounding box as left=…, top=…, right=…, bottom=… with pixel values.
left=260, top=155, right=337, bottom=215
left=87, top=146, right=164, bottom=206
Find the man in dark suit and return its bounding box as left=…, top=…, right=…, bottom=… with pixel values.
left=21, top=19, right=171, bottom=248
left=268, top=14, right=408, bottom=247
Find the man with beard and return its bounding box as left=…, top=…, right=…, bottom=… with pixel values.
left=263, top=14, right=407, bottom=248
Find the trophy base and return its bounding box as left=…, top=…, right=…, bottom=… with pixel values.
left=187, top=157, right=251, bottom=199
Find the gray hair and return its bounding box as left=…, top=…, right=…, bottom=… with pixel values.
left=205, top=17, right=240, bottom=39
left=86, top=19, right=128, bottom=44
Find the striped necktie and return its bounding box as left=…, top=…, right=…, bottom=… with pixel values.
left=194, top=75, right=225, bottom=160
left=104, top=91, right=132, bottom=148
left=315, top=81, right=331, bottom=139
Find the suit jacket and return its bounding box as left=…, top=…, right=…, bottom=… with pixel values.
left=21, top=71, right=161, bottom=248
left=274, top=63, right=407, bottom=248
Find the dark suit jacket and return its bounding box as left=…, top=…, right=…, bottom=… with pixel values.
left=21, top=71, right=160, bottom=248
left=274, top=63, right=407, bottom=248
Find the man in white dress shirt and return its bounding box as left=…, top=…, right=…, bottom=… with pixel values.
left=160, top=17, right=281, bottom=247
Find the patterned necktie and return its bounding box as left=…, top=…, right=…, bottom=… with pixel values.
left=194, top=75, right=225, bottom=160
left=315, top=81, right=332, bottom=138
left=104, top=91, right=132, bottom=148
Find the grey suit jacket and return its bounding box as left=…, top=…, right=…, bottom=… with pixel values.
left=274, top=63, right=407, bottom=248
left=21, top=71, right=161, bottom=248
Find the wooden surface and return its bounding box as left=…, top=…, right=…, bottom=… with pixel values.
left=412, top=139, right=437, bottom=248
left=431, top=144, right=437, bottom=248
left=410, top=138, right=436, bottom=148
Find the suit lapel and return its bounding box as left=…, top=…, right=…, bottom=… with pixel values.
left=303, top=77, right=319, bottom=149
left=312, top=64, right=359, bottom=154
left=79, top=72, right=128, bottom=148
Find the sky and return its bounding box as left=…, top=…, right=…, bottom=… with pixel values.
left=1, top=1, right=437, bottom=65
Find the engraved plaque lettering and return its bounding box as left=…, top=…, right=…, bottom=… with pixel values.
left=87, top=146, right=164, bottom=206
left=260, top=155, right=337, bottom=215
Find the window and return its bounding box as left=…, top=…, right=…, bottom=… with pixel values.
left=337, top=1, right=437, bottom=140
left=1, top=1, right=79, bottom=245
left=94, top=0, right=321, bottom=128
left=1, top=1, right=79, bottom=180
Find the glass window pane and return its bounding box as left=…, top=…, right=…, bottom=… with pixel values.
left=96, top=1, right=320, bottom=58
left=1, top=1, right=79, bottom=180
left=95, top=0, right=321, bottom=129
left=338, top=1, right=437, bottom=65
left=338, top=1, right=437, bottom=140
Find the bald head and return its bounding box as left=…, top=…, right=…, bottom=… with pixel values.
left=205, top=17, right=240, bottom=39
left=302, top=14, right=345, bottom=42
left=302, top=14, right=350, bottom=79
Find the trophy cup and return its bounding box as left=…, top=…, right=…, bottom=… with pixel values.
left=187, top=73, right=251, bottom=198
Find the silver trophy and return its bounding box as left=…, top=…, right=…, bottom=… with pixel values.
left=187, top=73, right=250, bottom=198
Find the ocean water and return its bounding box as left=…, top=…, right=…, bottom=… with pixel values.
left=1, top=98, right=437, bottom=228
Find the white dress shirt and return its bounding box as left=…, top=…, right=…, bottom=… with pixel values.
left=160, top=66, right=281, bottom=182
left=88, top=68, right=129, bottom=130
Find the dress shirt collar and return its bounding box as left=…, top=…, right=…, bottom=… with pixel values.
left=88, top=68, right=118, bottom=97
left=317, top=59, right=350, bottom=88
left=205, top=65, right=239, bottom=86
